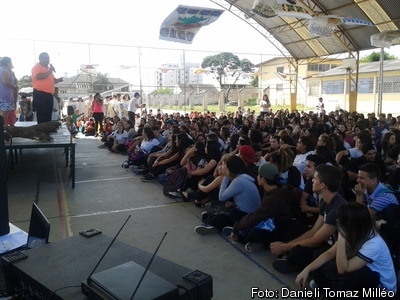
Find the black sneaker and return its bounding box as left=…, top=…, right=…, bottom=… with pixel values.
left=201, top=211, right=208, bottom=224
left=141, top=174, right=156, bottom=182
left=272, top=258, right=296, bottom=274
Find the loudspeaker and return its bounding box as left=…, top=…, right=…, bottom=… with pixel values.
left=183, top=270, right=213, bottom=300
left=0, top=116, right=10, bottom=236
left=67, top=105, right=74, bottom=116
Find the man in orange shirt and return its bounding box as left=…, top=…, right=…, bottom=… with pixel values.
left=31, top=52, right=63, bottom=123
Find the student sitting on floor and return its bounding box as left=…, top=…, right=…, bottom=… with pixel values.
left=270, top=165, right=348, bottom=274
left=295, top=202, right=397, bottom=295
left=194, top=155, right=261, bottom=235
left=225, top=164, right=300, bottom=253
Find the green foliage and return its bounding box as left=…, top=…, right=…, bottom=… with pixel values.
left=360, top=51, right=398, bottom=63
left=201, top=52, right=255, bottom=102
left=93, top=72, right=112, bottom=91
left=250, top=76, right=258, bottom=87
left=151, top=87, right=173, bottom=95
left=94, top=72, right=110, bottom=84
left=18, top=75, right=32, bottom=88
left=246, top=98, right=257, bottom=106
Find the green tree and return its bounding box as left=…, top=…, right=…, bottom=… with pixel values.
left=18, top=75, right=32, bottom=88
left=250, top=76, right=258, bottom=87
left=360, top=51, right=397, bottom=63
left=201, top=52, right=255, bottom=102
left=93, top=72, right=113, bottom=92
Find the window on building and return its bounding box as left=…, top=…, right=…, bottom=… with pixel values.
left=276, top=66, right=284, bottom=73
left=322, top=80, right=344, bottom=94
left=358, top=78, right=374, bottom=93
left=378, top=76, right=400, bottom=93
left=308, top=63, right=337, bottom=72
left=308, top=81, right=319, bottom=96
left=276, top=84, right=283, bottom=91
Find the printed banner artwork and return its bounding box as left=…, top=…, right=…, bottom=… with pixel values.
left=371, top=30, right=400, bottom=48
left=159, top=5, right=224, bottom=44
left=251, top=0, right=312, bottom=19
left=309, top=16, right=373, bottom=37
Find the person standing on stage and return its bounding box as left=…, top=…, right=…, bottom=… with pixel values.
left=31, top=52, right=63, bottom=123
left=128, top=92, right=145, bottom=127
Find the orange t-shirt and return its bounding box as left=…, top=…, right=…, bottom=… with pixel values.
left=32, top=63, right=55, bottom=94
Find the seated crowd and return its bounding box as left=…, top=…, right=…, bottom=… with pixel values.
left=75, top=103, right=400, bottom=295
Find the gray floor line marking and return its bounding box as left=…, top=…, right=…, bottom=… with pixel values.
left=70, top=203, right=181, bottom=218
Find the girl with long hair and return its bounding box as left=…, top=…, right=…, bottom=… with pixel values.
left=296, top=203, right=397, bottom=294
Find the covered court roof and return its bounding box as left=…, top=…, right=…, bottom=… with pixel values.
left=211, top=0, right=400, bottom=61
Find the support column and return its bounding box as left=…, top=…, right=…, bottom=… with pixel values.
left=349, top=91, right=358, bottom=113
left=218, top=91, right=225, bottom=113
left=189, top=92, right=194, bottom=110
left=202, top=93, right=208, bottom=112
left=290, top=93, right=297, bottom=113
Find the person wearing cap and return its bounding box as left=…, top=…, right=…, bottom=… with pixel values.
left=128, top=92, right=145, bottom=126
left=194, top=155, right=261, bottom=235
left=225, top=163, right=297, bottom=253
left=238, top=145, right=259, bottom=179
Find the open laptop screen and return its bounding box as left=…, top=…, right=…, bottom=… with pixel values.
left=27, top=203, right=50, bottom=249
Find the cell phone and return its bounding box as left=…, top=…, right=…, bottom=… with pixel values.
left=79, top=228, right=102, bottom=237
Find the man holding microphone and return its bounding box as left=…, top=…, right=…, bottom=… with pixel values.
left=32, top=52, right=64, bottom=123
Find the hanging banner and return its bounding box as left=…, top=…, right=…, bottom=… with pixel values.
left=251, top=0, right=312, bottom=19
left=159, top=5, right=224, bottom=44
left=371, top=30, right=400, bottom=48
left=309, top=16, right=373, bottom=37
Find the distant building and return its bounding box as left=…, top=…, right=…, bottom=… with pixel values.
left=156, top=62, right=203, bottom=88
left=312, top=59, right=400, bottom=114
left=56, top=73, right=130, bottom=100
left=257, top=57, right=341, bottom=109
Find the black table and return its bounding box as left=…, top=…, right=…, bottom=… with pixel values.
left=5, top=124, right=76, bottom=188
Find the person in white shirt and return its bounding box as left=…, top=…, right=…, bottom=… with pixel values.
left=293, top=136, right=315, bottom=175
left=252, top=144, right=266, bottom=167
left=259, top=94, right=271, bottom=117
left=128, top=92, right=145, bottom=127
left=296, top=202, right=397, bottom=294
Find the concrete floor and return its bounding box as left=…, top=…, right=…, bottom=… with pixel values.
left=5, top=131, right=301, bottom=299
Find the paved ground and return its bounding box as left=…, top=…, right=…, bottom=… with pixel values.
left=5, top=128, right=303, bottom=299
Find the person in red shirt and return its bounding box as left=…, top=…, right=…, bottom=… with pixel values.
left=31, top=52, right=63, bottom=123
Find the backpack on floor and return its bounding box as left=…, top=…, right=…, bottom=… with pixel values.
left=162, top=167, right=187, bottom=196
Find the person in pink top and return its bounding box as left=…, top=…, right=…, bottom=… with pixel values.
left=91, top=92, right=104, bottom=136
left=31, top=52, right=63, bottom=123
